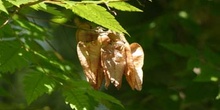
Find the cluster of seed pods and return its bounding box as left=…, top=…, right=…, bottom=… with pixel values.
left=76, top=22, right=144, bottom=91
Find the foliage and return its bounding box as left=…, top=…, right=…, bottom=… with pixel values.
left=1, top=0, right=220, bottom=110
left=0, top=0, right=142, bottom=109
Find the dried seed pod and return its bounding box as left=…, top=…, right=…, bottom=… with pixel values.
left=75, top=22, right=144, bottom=90
left=101, top=35, right=126, bottom=89
left=76, top=22, right=103, bottom=89
left=130, top=43, right=144, bottom=90
left=109, top=33, right=138, bottom=90
left=106, top=32, right=144, bottom=91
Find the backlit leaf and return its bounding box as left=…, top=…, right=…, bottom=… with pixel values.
left=7, top=0, right=38, bottom=7
left=63, top=89, right=92, bottom=110
left=108, top=2, right=143, bottom=12
left=31, top=2, right=64, bottom=16
left=23, top=70, right=55, bottom=105
left=13, top=19, right=48, bottom=40
left=64, top=2, right=128, bottom=34
left=0, top=0, right=8, bottom=14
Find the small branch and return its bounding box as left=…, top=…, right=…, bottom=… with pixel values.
left=0, top=19, right=10, bottom=28
left=0, top=7, right=19, bottom=28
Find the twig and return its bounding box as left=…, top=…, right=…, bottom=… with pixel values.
left=0, top=19, right=10, bottom=28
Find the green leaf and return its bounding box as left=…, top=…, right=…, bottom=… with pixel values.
left=23, top=39, right=74, bottom=80
left=23, top=69, right=55, bottom=105
left=0, top=19, right=13, bottom=37
left=7, top=0, right=38, bottom=7
left=187, top=57, right=201, bottom=70
left=30, top=50, right=68, bottom=75
left=0, top=0, right=8, bottom=14
left=203, top=47, right=220, bottom=66
left=194, top=65, right=220, bottom=82
left=0, top=40, right=29, bottom=73
left=160, top=43, right=197, bottom=57
left=13, top=19, right=48, bottom=40
left=64, top=2, right=128, bottom=34
left=31, top=3, right=64, bottom=16
left=63, top=89, right=93, bottom=110
left=108, top=2, right=143, bottom=12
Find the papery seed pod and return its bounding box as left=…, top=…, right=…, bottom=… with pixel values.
left=107, top=32, right=144, bottom=91
left=100, top=35, right=111, bottom=88
left=75, top=21, right=144, bottom=90
left=107, top=32, right=136, bottom=89
left=76, top=22, right=103, bottom=89
left=124, top=44, right=137, bottom=90
left=101, top=34, right=126, bottom=89
left=130, top=43, right=144, bottom=90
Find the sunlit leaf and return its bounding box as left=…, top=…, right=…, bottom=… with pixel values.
left=23, top=69, right=55, bottom=105
left=64, top=2, right=128, bottom=34
left=0, top=0, right=8, bottom=14
left=31, top=2, right=64, bottom=16
left=13, top=19, right=49, bottom=40
left=108, top=2, right=143, bottom=12
left=7, top=0, right=38, bottom=7
left=63, top=89, right=93, bottom=110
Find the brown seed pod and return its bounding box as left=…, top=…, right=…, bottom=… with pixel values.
left=76, top=22, right=144, bottom=90
left=130, top=43, right=144, bottom=91
left=101, top=35, right=126, bottom=89
left=76, top=22, right=103, bottom=89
